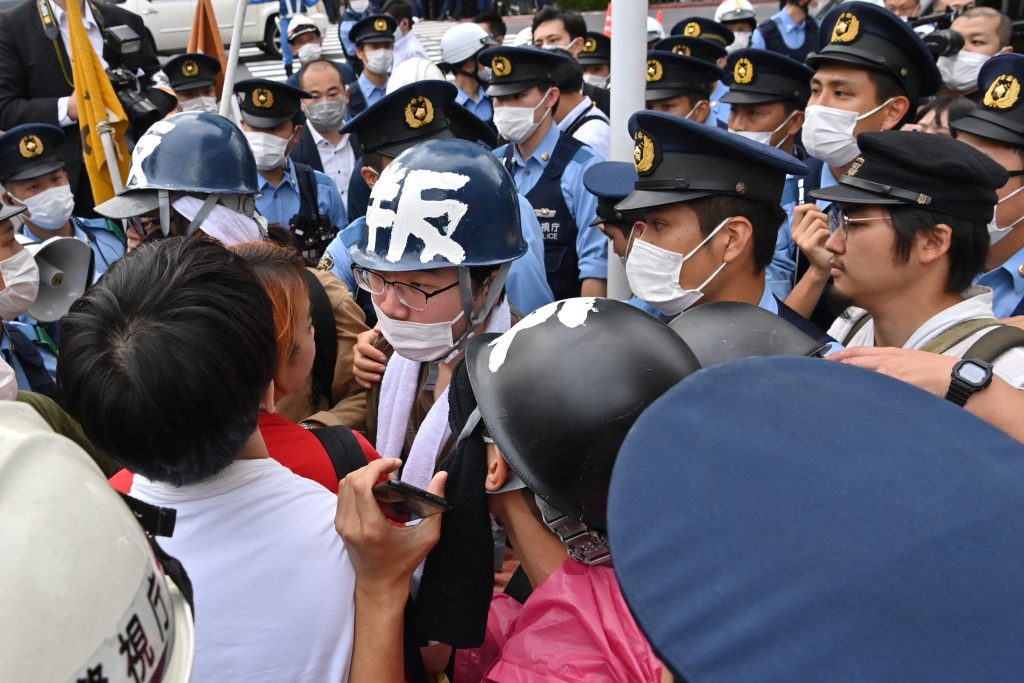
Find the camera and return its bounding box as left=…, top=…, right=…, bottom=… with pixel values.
left=909, top=6, right=968, bottom=57
left=102, top=25, right=161, bottom=130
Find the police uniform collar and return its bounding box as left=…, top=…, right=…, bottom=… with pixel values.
left=774, top=8, right=801, bottom=32
left=512, top=122, right=559, bottom=167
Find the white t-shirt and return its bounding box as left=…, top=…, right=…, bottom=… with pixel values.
left=557, top=96, right=610, bottom=161
left=131, top=458, right=355, bottom=683
left=829, top=286, right=1024, bottom=388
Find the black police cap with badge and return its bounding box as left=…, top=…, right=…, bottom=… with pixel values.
left=479, top=45, right=572, bottom=98
left=578, top=32, right=610, bottom=67
left=348, top=13, right=397, bottom=46
left=617, top=111, right=808, bottom=212
left=669, top=16, right=734, bottom=47
left=165, top=53, right=221, bottom=92
left=0, top=124, right=65, bottom=183
left=645, top=50, right=725, bottom=102
left=951, top=53, right=1024, bottom=148
left=233, top=78, right=311, bottom=128
left=809, top=1, right=942, bottom=101
left=582, top=161, right=643, bottom=228
left=654, top=36, right=726, bottom=64
left=341, top=80, right=456, bottom=157
left=721, top=48, right=814, bottom=108
left=811, top=130, right=1007, bottom=223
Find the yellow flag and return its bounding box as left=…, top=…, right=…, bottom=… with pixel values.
left=67, top=0, right=131, bottom=205
left=188, top=0, right=228, bottom=96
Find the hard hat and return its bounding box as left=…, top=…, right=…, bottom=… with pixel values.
left=512, top=26, right=533, bottom=47
left=466, top=298, right=700, bottom=536
left=715, top=0, right=757, bottom=24
left=0, top=401, right=195, bottom=682
left=24, top=236, right=93, bottom=323
left=384, top=57, right=446, bottom=94
left=647, top=16, right=665, bottom=42
left=287, top=14, right=321, bottom=43
left=440, top=22, right=497, bottom=67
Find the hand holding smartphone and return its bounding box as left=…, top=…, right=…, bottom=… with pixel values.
left=372, top=479, right=453, bottom=523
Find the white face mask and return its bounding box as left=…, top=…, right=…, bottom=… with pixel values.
left=937, top=49, right=990, bottom=92
left=726, top=31, right=752, bottom=54
left=180, top=95, right=218, bottom=114
left=374, top=304, right=465, bottom=363
left=349, top=0, right=369, bottom=12
left=11, top=185, right=75, bottom=231
left=244, top=131, right=290, bottom=171
left=0, top=249, right=40, bottom=320
left=582, top=73, right=609, bottom=89
left=365, top=48, right=394, bottom=74
left=297, top=43, right=323, bottom=65
left=988, top=184, right=1024, bottom=245
left=802, top=99, right=894, bottom=167
left=729, top=111, right=797, bottom=148
left=493, top=89, right=552, bottom=144
left=0, top=358, right=16, bottom=401
left=625, top=217, right=730, bottom=316
left=393, top=26, right=405, bottom=40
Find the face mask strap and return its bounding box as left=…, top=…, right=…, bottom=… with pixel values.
left=682, top=215, right=731, bottom=261
left=684, top=100, right=707, bottom=121
left=185, top=193, right=221, bottom=236
left=770, top=110, right=798, bottom=146
left=857, top=97, right=896, bottom=123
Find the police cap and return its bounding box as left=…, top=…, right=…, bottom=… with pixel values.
left=578, top=32, right=610, bottom=66
left=582, top=161, right=643, bottom=228
left=0, top=124, right=65, bottom=183
left=341, top=80, right=456, bottom=157
left=233, top=78, right=311, bottom=128
left=669, top=16, right=734, bottom=47
left=721, top=48, right=814, bottom=108
left=165, top=53, right=221, bottom=92
left=653, top=36, right=726, bottom=64
left=479, top=45, right=572, bottom=97
left=348, top=13, right=397, bottom=47
left=645, top=50, right=725, bottom=102
left=950, top=53, right=1024, bottom=148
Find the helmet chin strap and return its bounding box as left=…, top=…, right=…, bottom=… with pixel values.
left=448, top=261, right=512, bottom=359
left=185, top=193, right=222, bottom=236
left=158, top=190, right=172, bottom=237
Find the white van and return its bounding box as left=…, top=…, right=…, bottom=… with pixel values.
left=116, top=0, right=283, bottom=57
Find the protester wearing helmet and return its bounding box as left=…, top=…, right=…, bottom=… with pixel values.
left=95, top=112, right=264, bottom=249
left=165, top=53, right=222, bottom=114
left=715, top=0, right=758, bottom=53
left=439, top=22, right=498, bottom=123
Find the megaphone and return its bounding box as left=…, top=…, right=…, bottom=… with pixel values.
left=23, top=237, right=94, bottom=322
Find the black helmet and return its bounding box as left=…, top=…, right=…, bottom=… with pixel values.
left=669, top=302, right=829, bottom=367
left=465, top=298, right=700, bottom=537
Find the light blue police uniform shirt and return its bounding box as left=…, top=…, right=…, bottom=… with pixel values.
left=751, top=9, right=809, bottom=50
left=23, top=217, right=125, bottom=283
left=455, top=85, right=493, bottom=123
left=493, top=123, right=608, bottom=281
left=1, top=321, right=57, bottom=390
left=767, top=174, right=800, bottom=299
left=357, top=72, right=388, bottom=110
left=710, top=81, right=732, bottom=126
left=976, top=243, right=1024, bottom=317
left=256, top=159, right=347, bottom=229
left=321, top=194, right=554, bottom=316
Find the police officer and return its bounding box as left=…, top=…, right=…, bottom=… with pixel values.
left=165, top=53, right=222, bottom=114
left=0, top=124, right=124, bottom=281
left=481, top=45, right=606, bottom=299
left=234, top=79, right=345, bottom=263
left=951, top=54, right=1024, bottom=318
left=665, top=17, right=734, bottom=125
left=439, top=22, right=497, bottom=123
left=721, top=48, right=814, bottom=298
left=578, top=32, right=611, bottom=90
left=715, top=0, right=758, bottom=53
left=348, top=14, right=397, bottom=117
left=750, top=0, right=820, bottom=61
left=319, top=80, right=553, bottom=322
left=644, top=48, right=725, bottom=127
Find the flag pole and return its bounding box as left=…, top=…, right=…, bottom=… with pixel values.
left=96, top=121, right=125, bottom=195
left=219, top=0, right=248, bottom=118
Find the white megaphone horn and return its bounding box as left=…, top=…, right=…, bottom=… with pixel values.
left=23, top=237, right=93, bottom=322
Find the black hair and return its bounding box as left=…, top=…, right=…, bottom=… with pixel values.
left=383, top=0, right=413, bottom=25
left=689, top=194, right=787, bottom=272
left=914, top=95, right=974, bottom=130
left=865, top=69, right=915, bottom=125
left=297, top=58, right=348, bottom=91
left=58, top=237, right=278, bottom=486
left=531, top=7, right=587, bottom=41
left=362, top=151, right=388, bottom=173
left=885, top=205, right=988, bottom=293
left=473, top=12, right=506, bottom=39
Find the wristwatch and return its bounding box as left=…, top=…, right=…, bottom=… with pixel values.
left=945, top=358, right=994, bottom=407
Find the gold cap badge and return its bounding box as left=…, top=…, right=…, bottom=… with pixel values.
left=374, top=18, right=388, bottom=31
left=733, top=57, right=754, bottom=85
left=404, top=96, right=434, bottom=129
left=18, top=135, right=42, bottom=159
left=492, top=55, right=512, bottom=78
left=182, top=59, right=199, bottom=78
left=830, top=12, right=860, bottom=44
left=684, top=21, right=701, bottom=37
left=583, top=37, right=597, bottom=53
left=984, top=74, right=1021, bottom=110
left=646, top=59, right=664, bottom=82
left=672, top=44, right=692, bottom=57
left=252, top=88, right=274, bottom=109
left=633, top=130, right=657, bottom=175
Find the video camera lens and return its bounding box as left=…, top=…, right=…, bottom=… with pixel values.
left=924, top=28, right=966, bottom=57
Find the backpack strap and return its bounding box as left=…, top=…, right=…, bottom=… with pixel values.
left=960, top=324, right=1024, bottom=364
left=841, top=312, right=873, bottom=346
left=920, top=318, right=1001, bottom=354
left=3, top=324, right=58, bottom=400
left=309, top=425, right=369, bottom=481
left=301, top=268, right=337, bottom=408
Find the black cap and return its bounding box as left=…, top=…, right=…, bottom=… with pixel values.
left=645, top=50, right=724, bottom=102
left=582, top=161, right=644, bottom=227
left=721, top=48, right=814, bottom=108
left=480, top=45, right=572, bottom=97
left=653, top=36, right=726, bottom=64
left=811, top=130, right=1008, bottom=223
left=950, top=54, right=1024, bottom=147
left=0, top=204, right=26, bottom=222
left=165, top=53, right=221, bottom=92
left=341, top=80, right=455, bottom=157
left=809, top=2, right=941, bottom=100
left=233, top=78, right=311, bottom=128
left=618, top=111, right=808, bottom=211
left=0, top=124, right=65, bottom=182
left=669, top=16, right=734, bottom=46
left=348, top=13, right=397, bottom=46
left=445, top=101, right=498, bottom=149
left=578, top=32, right=610, bottom=66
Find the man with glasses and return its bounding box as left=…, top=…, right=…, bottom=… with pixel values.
left=810, top=130, right=1024, bottom=392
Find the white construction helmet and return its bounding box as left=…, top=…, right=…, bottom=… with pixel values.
left=0, top=401, right=195, bottom=683
left=647, top=16, right=665, bottom=42
left=440, top=22, right=497, bottom=67
left=385, top=57, right=446, bottom=94
left=512, top=26, right=533, bottom=47
left=715, top=0, right=757, bottom=24
left=287, top=14, right=321, bottom=43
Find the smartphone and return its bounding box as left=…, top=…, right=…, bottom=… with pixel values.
left=372, top=479, right=452, bottom=523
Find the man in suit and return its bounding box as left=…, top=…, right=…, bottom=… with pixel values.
left=0, top=0, right=162, bottom=215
